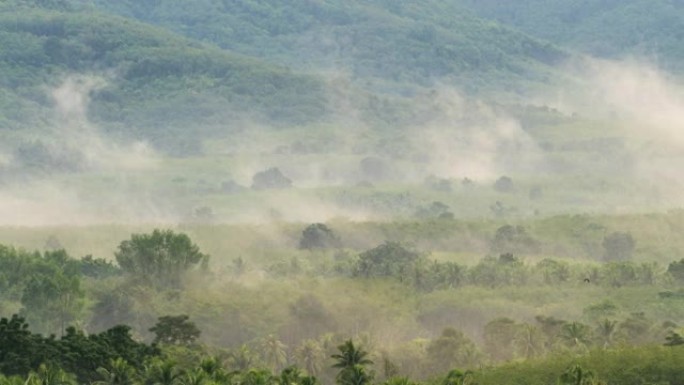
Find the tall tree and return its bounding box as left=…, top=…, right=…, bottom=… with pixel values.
left=331, top=340, right=373, bottom=385
left=115, top=229, right=209, bottom=288
left=260, top=335, right=288, bottom=374
left=295, top=340, right=324, bottom=377
left=149, top=315, right=201, bottom=346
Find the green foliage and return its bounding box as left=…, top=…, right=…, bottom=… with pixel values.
left=331, top=340, right=373, bottom=385
left=557, top=365, right=601, bottom=385
left=667, top=258, right=684, bottom=283
left=0, top=6, right=327, bottom=151
left=426, top=328, right=480, bottom=374
left=115, top=229, right=208, bottom=288
left=82, top=0, right=566, bottom=97
left=354, top=242, right=421, bottom=278
left=664, top=331, right=684, bottom=346
left=27, top=364, right=77, bottom=385
left=0, top=314, right=159, bottom=383
left=460, top=0, right=684, bottom=72
left=94, top=358, right=137, bottom=385
left=299, top=224, right=341, bottom=250
left=149, top=315, right=201, bottom=346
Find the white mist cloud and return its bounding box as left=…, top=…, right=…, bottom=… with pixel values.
left=50, top=75, right=159, bottom=172
left=0, top=74, right=167, bottom=226
left=560, top=58, right=684, bottom=192
left=413, top=88, right=542, bottom=181
left=580, top=58, right=684, bottom=145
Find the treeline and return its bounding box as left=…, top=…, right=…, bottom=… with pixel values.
left=284, top=224, right=681, bottom=291
left=1, top=227, right=683, bottom=382
left=0, top=314, right=683, bottom=385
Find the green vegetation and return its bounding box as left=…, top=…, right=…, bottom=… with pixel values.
left=3, top=0, right=684, bottom=384
left=0, top=220, right=683, bottom=383
left=0, top=1, right=326, bottom=154
left=81, top=0, right=566, bottom=95
left=459, top=0, right=684, bottom=72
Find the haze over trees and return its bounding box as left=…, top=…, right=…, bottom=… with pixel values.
left=2, top=0, right=684, bottom=384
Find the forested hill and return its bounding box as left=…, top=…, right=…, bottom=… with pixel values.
left=458, top=0, right=684, bottom=71
left=75, top=0, right=567, bottom=95
left=0, top=1, right=327, bottom=153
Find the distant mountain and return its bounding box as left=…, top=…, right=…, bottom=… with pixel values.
left=458, top=0, right=684, bottom=72
left=0, top=2, right=327, bottom=153
left=79, top=0, right=568, bottom=95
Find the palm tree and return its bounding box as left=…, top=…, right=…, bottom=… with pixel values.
left=513, top=323, right=544, bottom=359
left=226, top=345, right=256, bottom=372
left=560, top=322, right=592, bottom=351
left=261, top=335, right=288, bottom=373
left=26, top=364, right=76, bottom=385
left=331, top=340, right=373, bottom=385
left=595, top=319, right=617, bottom=349
left=295, top=340, right=324, bottom=377
left=239, top=369, right=274, bottom=385
left=198, top=357, right=230, bottom=382
left=278, top=366, right=308, bottom=385
left=95, top=358, right=137, bottom=385
left=177, top=369, right=206, bottom=385
left=331, top=340, right=373, bottom=371
left=143, top=359, right=182, bottom=385
left=335, top=366, right=372, bottom=385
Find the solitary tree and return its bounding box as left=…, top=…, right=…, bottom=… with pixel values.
left=299, top=224, right=340, bottom=250
left=354, top=242, right=421, bottom=278
left=331, top=340, right=373, bottom=385
left=149, top=315, right=201, bottom=346
left=115, top=229, right=208, bottom=288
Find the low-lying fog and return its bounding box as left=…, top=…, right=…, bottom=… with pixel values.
left=3, top=56, right=684, bottom=226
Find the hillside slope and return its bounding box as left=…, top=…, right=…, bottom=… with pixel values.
left=459, top=0, right=684, bottom=72
left=80, top=0, right=567, bottom=96
left=0, top=3, right=327, bottom=153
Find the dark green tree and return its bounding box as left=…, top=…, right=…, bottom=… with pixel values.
left=149, top=315, right=201, bottom=346
left=94, top=358, right=137, bottom=385
left=115, top=229, right=209, bottom=288
left=20, top=271, right=83, bottom=336
left=560, top=322, right=592, bottom=351
left=354, top=242, right=421, bottom=278
left=664, top=331, right=684, bottom=346
left=667, top=259, right=684, bottom=283
left=331, top=340, right=373, bottom=385
left=299, top=224, right=340, bottom=250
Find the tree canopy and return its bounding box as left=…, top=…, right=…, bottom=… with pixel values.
left=114, top=229, right=208, bottom=288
